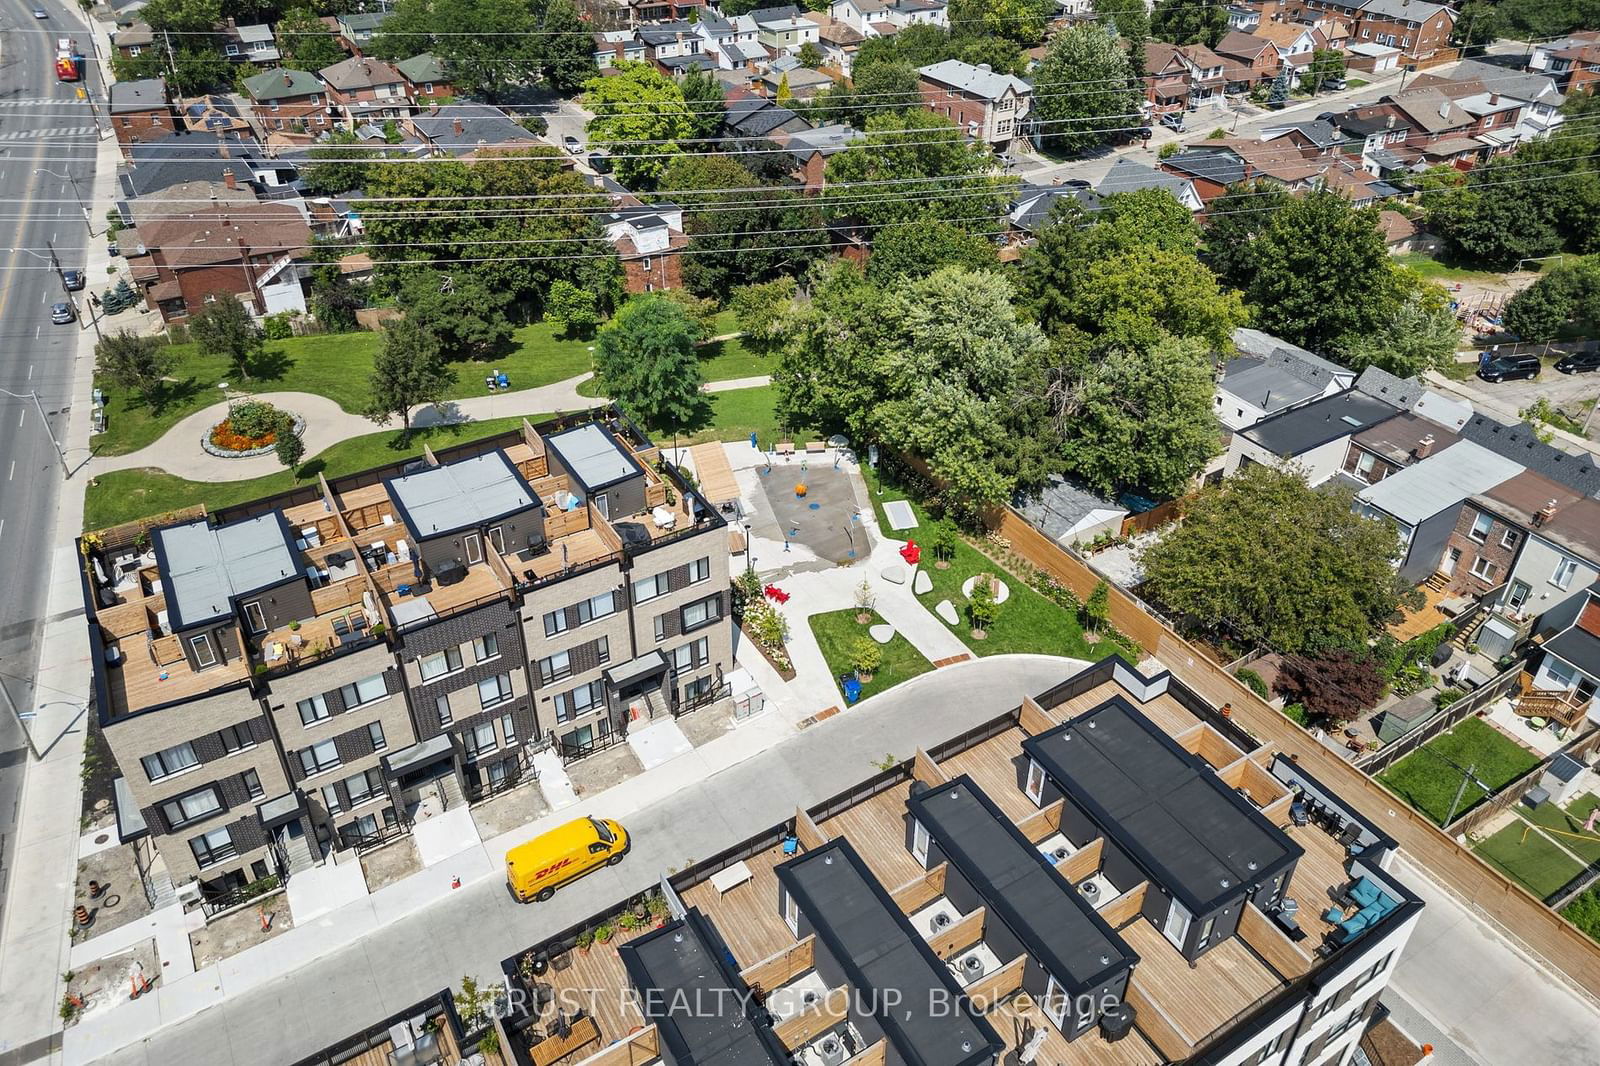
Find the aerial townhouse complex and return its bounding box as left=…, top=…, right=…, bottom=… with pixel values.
left=487, top=657, right=1423, bottom=1066
left=82, top=409, right=731, bottom=909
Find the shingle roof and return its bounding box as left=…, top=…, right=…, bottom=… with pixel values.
left=244, top=68, right=322, bottom=99
left=1215, top=30, right=1273, bottom=60
left=394, top=52, right=447, bottom=84
left=109, top=78, right=167, bottom=113
left=1097, top=157, right=1197, bottom=204
left=917, top=59, right=1030, bottom=100
left=411, top=103, right=539, bottom=153
left=1160, top=148, right=1247, bottom=186
left=1457, top=414, right=1600, bottom=498
left=1359, top=0, right=1451, bottom=23
left=319, top=57, right=405, bottom=92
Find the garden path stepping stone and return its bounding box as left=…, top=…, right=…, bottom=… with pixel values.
left=913, top=571, right=932, bottom=594
left=869, top=624, right=895, bottom=644
left=935, top=599, right=959, bottom=625
left=882, top=565, right=906, bottom=584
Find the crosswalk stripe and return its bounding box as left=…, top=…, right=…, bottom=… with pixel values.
left=0, top=125, right=96, bottom=140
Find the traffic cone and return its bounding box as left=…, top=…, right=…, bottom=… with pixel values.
left=74, top=904, right=92, bottom=928
left=259, top=907, right=271, bottom=932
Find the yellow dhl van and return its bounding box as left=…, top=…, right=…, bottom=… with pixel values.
left=506, top=816, right=630, bottom=902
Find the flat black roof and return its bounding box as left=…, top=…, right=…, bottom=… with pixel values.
left=1022, top=696, right=1301, bottom=915
left=1242, top=389, right=1400, bottom=458
left=776, top=839, right=1002, bottom=1066
left=905, top=775, right=1136, bottom=994
left=617, top=908, right=789, bottom=1066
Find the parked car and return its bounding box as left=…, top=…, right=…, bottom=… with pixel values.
left=1159, top=112, right=1184, bottom=132
left=1477, top=353, right=1541, bottom=383
left=50, top=301, right=75, bottom=324
left=61, top=269, right=84, bottom=291
left=1321, top=76, right=1347, bottom=92
left=562, top=135, right=581, bottom=153
left=1555, top=351, right=1600, bottom=374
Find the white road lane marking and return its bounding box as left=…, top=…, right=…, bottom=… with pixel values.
left=18, top=408, right=25, bottom=427
left=28, top=365, right=33, bottom=380
left=8, top=461, right=15, bottom=480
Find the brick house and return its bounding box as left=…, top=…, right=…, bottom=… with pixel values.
left=1530, top=31, right=1600, bottom=95
left=319, top=57, right=411, bottom=127
left=1214, top=30, right=1282, bottom=91
left=110, top=78, right=179, bottom=156
left=242, top=68, right=331, bottom=133
left=1350, top=0, right=1454, bottom=63
left=394, top=53, right=454, bottom=101
left=914, top=60, right=1032, bottom=147
left=1145, top=42, right=1192, bottom=122
left=603, top=199, right=688, bottom=293
left=123, top=186, right=312, bottom=321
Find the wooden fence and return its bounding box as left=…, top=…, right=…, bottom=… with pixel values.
left=994, top=502, right=1600, bottom=999
left=1357, top=666, right=1525, bottom=775
left=1448, top=726, right=1600, bottom=840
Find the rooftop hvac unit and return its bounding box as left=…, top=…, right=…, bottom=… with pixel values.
left=818, top=1034, right=846, bottom=1066
left=931, top=911, right=953, bottom=932
left=1051, top=845, right=1071, bottom=863
left=1079, top=880, right=1101, bottom=904
left=961, top=954, right=985, bottom=979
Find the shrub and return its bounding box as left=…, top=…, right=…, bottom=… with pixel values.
left=1281, top=702, right=1309, bottom=726
left=1081, top=580, right=1110, bottom=633
left=1273, top=650, right=1384, bottom=725
left=732, top=569, right=764, bottom=619
left=968, top=577, right=998, bottom=632
left=262, top=312, right=294, bottom=340
left=1434, top=687, right=1465, bottom=710
left=1236, top=668, right=1269, bottom=699
left=851, top=637, right=882, bottom=678
left=745, top=599, right=789, bottom=650
left=228, top=400, right=283, bottom=439
left=166, top=323, right=189, bottom=345
left=1563, top=886, right=1600, bottom=943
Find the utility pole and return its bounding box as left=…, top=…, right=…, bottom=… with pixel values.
left=0, top=387, right=71, bottom=477
left=37, top=170, right=95, bottom=237
left=0, top=672, right=43, bottom=762
left=1443, top=761, right=1481, bottom=827
left=48, top=239, right=101, bottom=342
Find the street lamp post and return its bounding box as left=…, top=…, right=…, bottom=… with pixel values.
left=36, top=168, right=95, bottom=238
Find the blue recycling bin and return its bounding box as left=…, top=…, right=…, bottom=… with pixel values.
left=842, top=676, right=862, bottom=704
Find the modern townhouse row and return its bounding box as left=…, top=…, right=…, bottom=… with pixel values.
left=84, top=409, right=734, bottom=910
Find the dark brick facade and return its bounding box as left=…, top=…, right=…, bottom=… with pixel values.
left=1442, top=504, right=1522, bottom=596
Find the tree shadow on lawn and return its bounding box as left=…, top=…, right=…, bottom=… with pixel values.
left=142, top=376, right=207, bottom=418
left=247, top=346, right=294, bottom=383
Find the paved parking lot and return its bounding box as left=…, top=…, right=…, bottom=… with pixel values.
left=1437, top=355, right=1600, bottom=442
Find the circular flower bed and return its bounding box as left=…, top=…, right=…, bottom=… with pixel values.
left=203, top=400, right=304, bottom=458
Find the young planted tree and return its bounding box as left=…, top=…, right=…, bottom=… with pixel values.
left=274, top=418, right=306, bottom=478
left=545, top=279, right=599, bottom=339
left=929, top=519, right=958, bottom=569
left=851, top=637, right=882, bottom=682
left=1082, top=579, right=1111, bottom=636
left=967, top=575, right=999, bottom=638
left=364, top=320, right=456, bottom=431
left=593, top=295, right=707, bottom=429
left=189, top=296, right=264, bottom=382
left=854, top=578, right=877, bottom=623
left=95, top=331, right=176, bottom=404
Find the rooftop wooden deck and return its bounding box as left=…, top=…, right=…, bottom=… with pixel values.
left=680, top=839, right=800, bottom=968
left=1121, top=920, right=1284, bottom=1048
left=937, top=727, right=1038, bottom=823
left=816, top=783, right=925, bottom=890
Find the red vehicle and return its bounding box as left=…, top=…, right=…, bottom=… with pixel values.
left=55, top=38, right=82, bottom=81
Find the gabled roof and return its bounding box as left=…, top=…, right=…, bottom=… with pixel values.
left=1097, top=157, right=1198, bottom=205
left=1356, top=439, right=1524, bottom=526
left=1254, top=21, right=1316, bottom=48
left=1544, top=591, right=1600, bottom=679
left=244, top=67, right=322, bottom=99
left=1160, top=147, right=1247, bottom=186
left=1215, top=30, right=1274, bottom=60
left=916, top=59, right=1031, bottom=100
left=1386, top=87, right=1472, bottom=133
left=1457, top=414, right=1600, bottom=498
left=320, top=56, right=405, bottom=92
left=394, top=52, right=447, bottom=84
left=411, top=103, right=539, bottom=153
left=119, top=138, right=266, bottom=199
left=1009, top=180, right=1100, bottom=232
left=1360, top=0, right=1452, bottom=23
left=235, top=22, right=274, bottom=43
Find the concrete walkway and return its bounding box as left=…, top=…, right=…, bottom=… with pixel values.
left=87, top=375, right=774, bottom=483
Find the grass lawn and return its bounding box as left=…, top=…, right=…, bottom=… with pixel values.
left=1378, top=718, right=1541, bottom=825
left=1563, top=884, right=1600, bottom=944
left=97, top=321, right=599, bottom=457
left=1393, top=251, right=1508, bottom=284
left=83, top=415, right=543, bottom=531
left=650, top=384, right=819, bottom=450
left=809, top=608, right=933, bottom=702
left=1473, top=820, right=1584, bottom=900
left=1525, top=792, right=1600, bottom=864
left=864, top=471, right=1137, bottom=661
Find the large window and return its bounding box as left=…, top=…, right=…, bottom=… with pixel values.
left=543, top=608, right=569, bottom=638
left=161, top=786, right=223, bottom=829
left=189, top=826, right=236, bottom=868
left=435, top=694, right=453, bottom=727
left=537, top=649, right=572, bottom=685
left=340, top=674, right=387, bottom=708
left=242, top=769, right=263, bottom=799
left=419, top=647, right=463, bottom=681
left=473, top=633, right=499, bottom=663
left=671, top=637, right=709, bottom=672
left=479, top=673, right=514, bottom=709
left=463, top=721, right=497, bottom=757
left=577, top=590, right=618, bottom=625
left=554, top=680, right=604, bottom=723
left=190, top=633, right=218, bottom=668
left=297, top=694, right=331, bottom=726
left=1553, top=558, right=1580, bottom=590
left=633, top=571, right=669, bottom=604
left=686, top=556, right=711, bottom=585
left=297, top=739, right=341, bottom=778
left=367, top=721, right=387, bottom=751
left=218, top=723, right=255, bottom=754
left=1468, top=511, right=1493, bottom=542
left=142, top=741, right=199, bottom=782
left=681, top=594, right=723, bottom=634
left=344, top=767, right=384, bottom=806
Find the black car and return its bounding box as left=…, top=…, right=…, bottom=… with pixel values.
left=1555, top=351, right=1600, bottom=374
left=1477, top=353, right=1541, bottom=383
left=61, top=269, right=84, bottom=291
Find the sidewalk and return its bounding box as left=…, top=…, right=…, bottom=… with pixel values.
left=0, top=39, right=123, bottom=1066
left=86, top=375, right=774, bottom=482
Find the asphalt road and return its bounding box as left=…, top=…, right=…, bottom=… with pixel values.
left=0, top=0, right=99, bottom=933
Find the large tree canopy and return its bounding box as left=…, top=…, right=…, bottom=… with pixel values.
left=595, top=295, right=707, bottom=430
left=1149, top=0, right=1227, bottom=47
left=1427, top=135, right=1600, bottom=269
left=583, top=62, right=695, bottom=188
left=1245, top=189, right=1397, bottom=352
left=1031, top=23, right=1141, bottom=155
left=1138, top=463, right=1414, bottom=654
left=371, top=0, right=543, bottom=101
left=1503, top=256, right=1600, bottom=341
left=947, top=0, right=1054, bottom=45
left=1200, top=180, right=1292, bottom=291
left=659, top=154, right=822, bottom=297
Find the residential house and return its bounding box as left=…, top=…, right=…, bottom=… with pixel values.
left=750, top=5, right=821, bottom=54
left=1215, top=327, right=1355, bottom=431
left=1326, top=103, right=1415, bottom=175
left=1144, top=41, right=1194, bottom=122
left=602, top=197, right=688, bottom=292
left=180, top=95, right=252, bottom=138
left=110, top=78, right=179, bottom=156
left=121, top=182, right=313, bottom=320
left=1524, top=587, right=1600, bottom=728
left=879, top=0, right=947, bottom=30
left=1159, top=145, right=1249, bottom=204
left=1331, top=87, right=1523, bottom=170
left=1013, top=475, right=1128, bottom=548
left=757, top=66, right=835, bottom=101
left=88, top=411, right=731, bottom=909
left=1095, top=157, right=1202, bottom=210
left=1337, top=410, right=1458, bottom=487
left=118, top=140, right=296, bottom=203
left=724, top=91, right=812, bottom=139
left=1351, top=0, right=1455, bottom=63
left=111, top=21, right=154, bottom=58
left=394, top=53, right=454, bottom=101
left=1254, top=21, right=1323, bottom=83
left=1529, top=31, right=1600, bottom=95
left=1226, top=2, right=1263, bottom=31
left=243, top=68, right=332, bottom=133
left=1345, top=40, right=1403, bottom=73
left=627, top=0, right=707, bottom=23
left=1353, top=440, right=1525, bottom=585
left=697, top=13, right=767, bottom=71
left=1411, top=60, right=1566, bottom=142
left=319, top=57, right=411, bottom=127
left=1456, top=413, right=1600, bottom=498
left=805, top=12, right=864, bottom=75
left=333, top=11, right=392, bottom=55
left=223, top=21, right=278, bottom=64
left=1222, top=387, right=1402, bottom=481
left=916, top=59, right=1033, bottom=149
left=636, top=20, right=704, bottom=71
left=594, top=28, right=648, bottom=69
left=1258, top=117, right=1343, bottom=155
left=828, top=0, right=887, bottom=33
left=407, top=103, right=542, bottom=157
left=784, top=122, right=861, bottom=192
left=1215, top=30, right=1282, bottom=92
left=1006, top=180, right=1102, bottom=245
